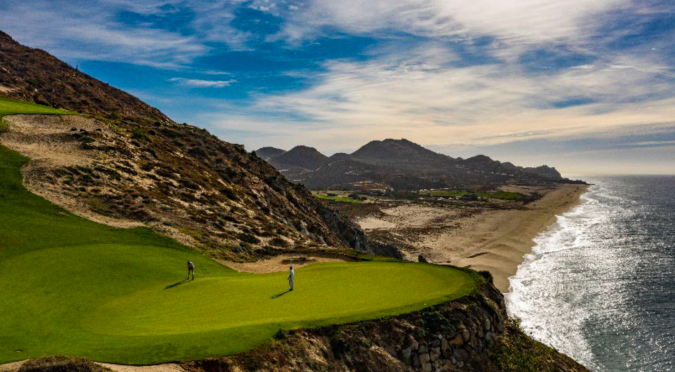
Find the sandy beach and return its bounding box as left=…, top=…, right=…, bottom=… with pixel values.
left=356, top=184, right=588, bottom=292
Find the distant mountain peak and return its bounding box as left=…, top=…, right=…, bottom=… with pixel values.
left=268, top=145, right=328, bottom=171
left=466, top=154, right=494, bottom=162
left=256, top=147, right=286, bottom=161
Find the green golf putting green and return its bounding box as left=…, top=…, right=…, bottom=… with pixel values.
left=0, top=100, right=478, bottom=364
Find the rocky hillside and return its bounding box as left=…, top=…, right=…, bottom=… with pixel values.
left=259, top=139, right=578, bottom=190
left=183, top=273, right=590, bottom=372
left=0, top=32, right=167, bottom=122
left=0, top=30, right=367, bottom=260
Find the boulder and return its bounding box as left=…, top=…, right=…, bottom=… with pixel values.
left=461, top=328, right=471, bottom=342
left=449, top=334, right=464, bottom=346
left=453, top=348, right=469, bottom=362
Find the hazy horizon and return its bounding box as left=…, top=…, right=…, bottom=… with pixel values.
left=258, top=138, right=675, bottom=176
left=1, top=0, right=674, bottom=174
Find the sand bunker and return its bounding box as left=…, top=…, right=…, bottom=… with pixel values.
left=221, top=253, right=354, bottom=274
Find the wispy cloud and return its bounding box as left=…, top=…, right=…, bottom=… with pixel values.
left=1, top=0, right=673, bottom=173
left=203, top=43, right=675, bottom=154
left=169, top=77, right=236, bottom=88
left=0, top=1, right=209, bottom=68
left=276, top=0, right=630, bottom=46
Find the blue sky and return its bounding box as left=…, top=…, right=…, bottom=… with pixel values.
left=1, top=0, right=674, bottom=174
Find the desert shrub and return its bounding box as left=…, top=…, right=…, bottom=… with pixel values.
left=115, top=164, right=138, bottom=176
left=105, top=112, right=121, bottom=120
left=269, top=237, right=289, bottom=248
left=421, top=309, right=454, bottom=334
left=478, top=270, right=494, bottom=284
left=237, top=232, right=261, bottom=244
left=180, top=179, right=200, bottom=190
left=219, top=187, right=238, bottom=201
left=188, top=147, right=207, bottom=158
left=347, top=193, right=366, bottom=201
left=491, top=320, right=558, bottom=372
left=155, top=167, right=176, bottom=179
left=94, top=166, right=121, bottom=181
left=273, top=328, right=287, bottom=340
left=233, top=144, right=246, bottom=155
left=140, top=162, right=157, bottom=172
left=131, top=128, right=149, bottom=143
left=329, top=329, right=350, bottom=356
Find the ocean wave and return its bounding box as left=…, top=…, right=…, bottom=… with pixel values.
left=505, top=179, right=656, bottom=372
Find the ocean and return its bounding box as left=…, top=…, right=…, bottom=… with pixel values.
left=506, top=176, right=675, bottom=372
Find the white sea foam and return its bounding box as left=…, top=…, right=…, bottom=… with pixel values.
left=506, top=182, right=642, bottom=371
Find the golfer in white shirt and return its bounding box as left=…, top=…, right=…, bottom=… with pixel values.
left=288, top=265, right=295, bottom=291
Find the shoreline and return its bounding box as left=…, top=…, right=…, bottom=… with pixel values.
left=446, top=184, right=588, bottom=292
left=354, top=183, right=589, bottom=292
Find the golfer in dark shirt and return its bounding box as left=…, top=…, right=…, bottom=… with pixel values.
left=187, top=261, right=195, bottom=281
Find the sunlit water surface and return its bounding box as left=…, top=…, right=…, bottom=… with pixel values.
left=507, top=176, right=675, bottom=372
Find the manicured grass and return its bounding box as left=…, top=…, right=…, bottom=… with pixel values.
left=0, top=103, right=477, bottom=365
left=315, top=193, right=363, bottom=203
left=0, top=97, right=75, bottom=133
left=0, top=97, right=74, bottom=120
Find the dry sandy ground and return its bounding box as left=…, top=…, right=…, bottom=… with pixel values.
left=0, top=361, right=185, bottom=372
left=221, top=253, right=353, bottom=273
left=0, top=84, right=16, bottom=93
left=357, top=184, right=588, bottom=292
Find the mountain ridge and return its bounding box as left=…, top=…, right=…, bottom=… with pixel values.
left=258, top=138, right=572, bottom=190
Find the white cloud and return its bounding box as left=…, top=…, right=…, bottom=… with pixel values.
left=205, top=43, right=675, bottom=154
left=277, top=0, right=631, bottom=46
left=169, top=78, right=236, bottom=87
left=0, top=1, right=208, bottom=68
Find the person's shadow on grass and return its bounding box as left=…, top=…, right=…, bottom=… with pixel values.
left=270, top=290, right=290, bottom=299
left=164, top=279, right=189, bottom=290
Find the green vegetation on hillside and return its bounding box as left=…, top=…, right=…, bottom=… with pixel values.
left=315, top=193, right=364, bottom=203
left=422, top=190, right=526, bottom=200
left=0, top=102, right=477, bottom=364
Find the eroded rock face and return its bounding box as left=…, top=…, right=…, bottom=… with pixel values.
left=183, top=277, right=591, bottom=372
